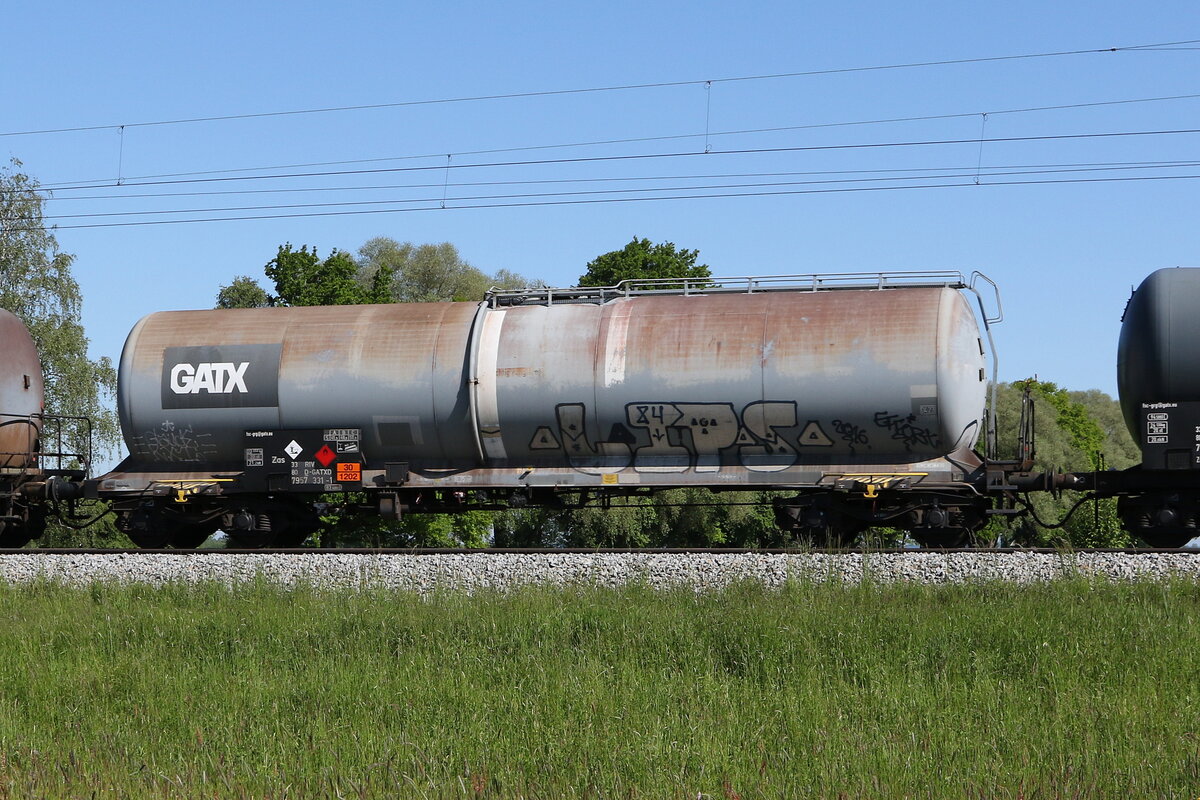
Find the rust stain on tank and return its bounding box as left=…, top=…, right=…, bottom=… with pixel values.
left=615, top=294, right=766, bottom=386
left=131, top=303, right=459, bottom=380
left=766, top=288, right=943, bottom=377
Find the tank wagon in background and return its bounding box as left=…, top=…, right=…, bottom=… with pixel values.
left=5, top=267, right=1200, bottom=549
left=1082, top=267, right=1200, bottom=547
left=0, top=309, right=90, bottom=546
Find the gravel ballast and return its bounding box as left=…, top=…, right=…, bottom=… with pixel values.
left=1, top=552, right=1199, bottom=590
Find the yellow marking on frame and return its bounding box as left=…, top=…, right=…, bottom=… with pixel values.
left=839, top=473, right=929, bottom=478
left=153, top=479, right=236, bottom=503
left=601, top=473, right=620, bottom=485
left=832, top=472, right=929, bottom=495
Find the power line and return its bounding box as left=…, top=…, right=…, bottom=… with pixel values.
left=2, top=38, right=1196, bottom=139
left=40, top=159, right=1200, bottom=202
left=15, top=127, right=1199, bottom=195
left=10, top=171, right=1199, bottom=232
left=39, top=91, right=1200, bottom=189
left=30, top=161, right=1200, bottom=221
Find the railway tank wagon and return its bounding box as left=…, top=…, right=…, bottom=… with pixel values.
left=1103, top=267, right=1200, bottom=546
left=99, top=272, right=1001, bottom=548
left=0, top=308, right=47, bottom=546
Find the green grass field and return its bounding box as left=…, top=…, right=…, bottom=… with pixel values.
left=0, top=578, right=1197, bottom=798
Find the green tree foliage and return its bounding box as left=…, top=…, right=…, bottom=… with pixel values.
left=578, top=237, right=711, bottom=287
left=493, top=491, right=785, bottom=548
left=989, top=379, right=1137, bottom=547
left=1069, top=388, right=1140, bottom=467
left=215, top=276, right=271, bottom=309
left=356, top=237, right=534, bottom=302
left=1034, top=382, right=1108, bottom=468
left=316, top=496, right=490, bottom=548
left=266, top=244, right=393, bottom=307
left=0, top=162, right=119, bottom=458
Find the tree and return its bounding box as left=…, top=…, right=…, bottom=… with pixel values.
left=0, top=162, right=119, bottom=459
left=0, top=161, right=125, bottom=546
left=216, top=276, right=271, bottom=309
left=578, top=237, right=710, bottom=287
left=356, top=237, right=534, bottom=302
left=265, top=244, right=392, bottom=307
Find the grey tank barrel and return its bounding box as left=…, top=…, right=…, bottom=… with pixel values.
left=116, top=279, right=990, bottom=480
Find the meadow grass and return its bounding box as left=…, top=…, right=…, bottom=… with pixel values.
left=0, top=577, right=1198, bottom=798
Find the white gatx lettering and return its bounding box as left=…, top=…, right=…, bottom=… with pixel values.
left=170, top=364, right=194, bottom=393
left=225, top=361, right=249, bottom=392
left=192, top=366, right=217, bottom=393
left=170, top=362, right=251, bottom=394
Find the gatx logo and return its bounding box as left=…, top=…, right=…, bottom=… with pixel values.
left=169, top=362, right=250, bottom=395
left=160, top=344, right=281, bottom=409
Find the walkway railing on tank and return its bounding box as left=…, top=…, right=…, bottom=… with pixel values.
left=487, top=270, right=982, bottom=307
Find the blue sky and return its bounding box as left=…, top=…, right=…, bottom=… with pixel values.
left=4, top=0, right=1199, bottom=401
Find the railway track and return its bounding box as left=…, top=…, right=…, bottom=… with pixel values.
left=3, top=547, right=1200, bottom=556
left=5, top=547, right=1198, bottom=588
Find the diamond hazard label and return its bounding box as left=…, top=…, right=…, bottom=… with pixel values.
left=315, top=445, right=336, bottom=467
left=284, top=440, right=303, bottom=460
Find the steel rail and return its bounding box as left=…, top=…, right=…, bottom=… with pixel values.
left=2, top=547, right=1199, bottom=556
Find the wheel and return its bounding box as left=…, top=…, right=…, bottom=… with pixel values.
left=231, top=498, right=321, bottom=548
left=0, top=505, right=44, bottom=548
left=118, top=508, right=216, bottom=549
left=124, top=528, right=169, bottom=549
left=272, top=524, right=318, bottom=548
left=912, top=529, right=971, bottom=548
left=0, top=523, right=35, bottom=548
left=1138, top=531, right=1197, bottom=549
left=225, top=531, right=274, bottom=549
left=167, top=524, right=219, bottom=549
left=793, top=524, right=862, bottom=548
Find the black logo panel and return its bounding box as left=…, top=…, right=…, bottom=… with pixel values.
left=161, top=343, right=282, bottom=409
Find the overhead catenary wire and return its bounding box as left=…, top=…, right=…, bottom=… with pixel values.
left=11, top=127, right=1200, bottom=196
left=2, top=38, right=1195, bottom=139
left=9, top=171, right=1200, bottom=232
left=39, top=159, right=1200, bottom=202
left=26, top=91, right=1200, bottom=189
left=30, top=161, right=1200, bottom=222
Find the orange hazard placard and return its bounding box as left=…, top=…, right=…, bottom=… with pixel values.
left=336, top=462, right=362, bottom=483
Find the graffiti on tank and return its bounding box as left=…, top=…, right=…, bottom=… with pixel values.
left=556, top=404, right=633, bottom=474
left=832, top=419, right=871, bottom=453
left=130, top=420, right=217, bottom=463
left=627, top=403, right=740, bottom=473
left=737, top=401, right=799, bottom=473
left=872, top=411, right=940, bottom=451
left=542, top=401, right=856, bottom=474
